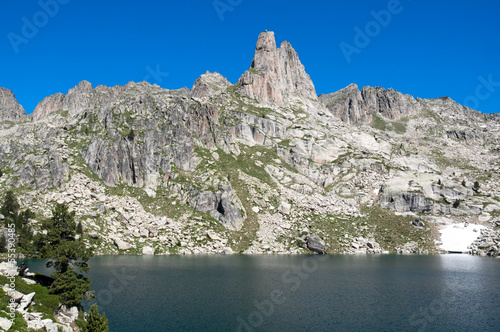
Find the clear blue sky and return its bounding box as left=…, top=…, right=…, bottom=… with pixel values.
left=1, top=0, right=499, bottom=114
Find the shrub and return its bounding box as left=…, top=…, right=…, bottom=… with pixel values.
left=453, top=200, right=461, bottom=208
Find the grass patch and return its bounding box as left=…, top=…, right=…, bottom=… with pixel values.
left=370, top=113, right=387, bottom=131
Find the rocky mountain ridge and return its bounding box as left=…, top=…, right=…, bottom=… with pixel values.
left=1, top=31, right=499, bottom=256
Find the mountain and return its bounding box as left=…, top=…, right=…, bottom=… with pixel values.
left=1, top=31, right=499, bottom=256
left=0, top=88, right=26, bottom=121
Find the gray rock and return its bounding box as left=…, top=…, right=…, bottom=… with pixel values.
left=113, top=238, right=132, bottom=250
left=412, top=220, right=425, bottom=228
left=306, top=234, right=326, bottom=254
left=0, top=87, right=26, bottom=121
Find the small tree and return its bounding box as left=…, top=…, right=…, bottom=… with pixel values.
left=0, top=233, right=7, bottom=253
left=36, top=203, right=93, bottom=307
left=76, top=222, right=83, bottom=235
left=462, top=180, right=466, bottom=187
left=83, top=304, right=108, bottom=332
left=473, top=181, right=480, bottom=192
left=127, top=129, right=135, bottom=141
left=438, top=179, right=442, bottom=186
left=0, top=169, right=3, bottom=178
left=1, top=190, right=20, bottom=223
left=453, top=200, right=461, bottom=208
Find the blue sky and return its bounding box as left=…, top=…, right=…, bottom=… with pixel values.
left=1, top=0, right=499, bottom=114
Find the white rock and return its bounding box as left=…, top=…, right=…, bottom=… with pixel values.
left=0, top=317, right=13, bottom=331
left=252, top=206, right=260, bottom=213
left=279, top=202, right=291, bottom=215
left=113, top=238, right=132, bottom=250
left=19, top=292, right=35, bottom=311
left=142, top=246, right=155, bottom=255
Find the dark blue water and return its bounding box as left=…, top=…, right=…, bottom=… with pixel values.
left=23, top=255, right=500, bottom=331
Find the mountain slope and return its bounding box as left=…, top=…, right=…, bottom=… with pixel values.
left=0, top=31, right=499, bottom=256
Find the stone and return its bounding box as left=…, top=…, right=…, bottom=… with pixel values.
left=113, top=238, right=132, bottom=250
left=306, top=234, right=326, bottom=254
left=142, top=246, right=155, bottom=255
left=0, top=317, right=13, bottom=331
left=412, top=219, right=425, bottom=228
left=19, top=292, right=36, bottom=311
left=279, top=202, right=291, bottom=215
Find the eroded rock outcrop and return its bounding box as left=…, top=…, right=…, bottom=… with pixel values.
left=0, top=87, right=26, bottom=120
left=237, top=31, right=317, bottom=106
left=320, top=84, right=422, bottom=124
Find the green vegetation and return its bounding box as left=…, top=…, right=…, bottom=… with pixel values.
left=474, top=181, right=480, bottom=192
left=370, top=113, right=387, bottom=131
left=453, top=200, right=461, bottom=208
left=81, top=304, right=108, bottom=332
left=0, top=169, right=3, bottom=178
left=35, top=203, right=93, bottom=307
left=127, top=128, right=135, bottom=141
left=1, top=190, right=36, bottom=255
left=305, top=205, right=435, bottom=254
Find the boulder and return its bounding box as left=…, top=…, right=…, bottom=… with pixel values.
left=113, top=238, right=132, bottom=250
left=142, top=246, right=155, bottom=255
left=306, top=234, right=326, bottom=254
left=19, top=292, right=35, bottom=311
left=0, top=317, right=13, bottom=331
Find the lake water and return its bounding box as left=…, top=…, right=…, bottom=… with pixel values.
left=23, top=255, right=500, bottom=331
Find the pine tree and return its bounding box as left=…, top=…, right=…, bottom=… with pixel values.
left=1, top=190, right=20, bottom=223
left=127, top=129, right=135, bottom=141
left=473, top=181, right=480, bottom=192
left=83, top=304, right=108, bottom=332
left=77, top=222, right=83, bottom=235
left=36, top=203, right=93, bottom=307
left=0, top=233, right=7, bottom=253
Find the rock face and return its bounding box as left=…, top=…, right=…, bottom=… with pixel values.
left=191, top=71, right=231, bottom=101
left=0, top=87, right=26, bottom=120
left=32, top=81, right=166, bottom=121
left=237, top=31, right=317, bottom=106
left=320, top=84, right=422, bottom=124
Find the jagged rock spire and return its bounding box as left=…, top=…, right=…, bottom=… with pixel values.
left=237, top=31, right=317, bottom=106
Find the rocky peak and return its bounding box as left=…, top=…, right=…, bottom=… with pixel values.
left=237, top=31, right=317, bottom=106
left=191, top=71, right=231, bottom=101
left=320, top=84, right=422, bottom=124
left=0, top=87, right=26, bottom=121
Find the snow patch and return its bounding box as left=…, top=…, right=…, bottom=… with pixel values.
left=439, top=223, right=485, bottom=252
